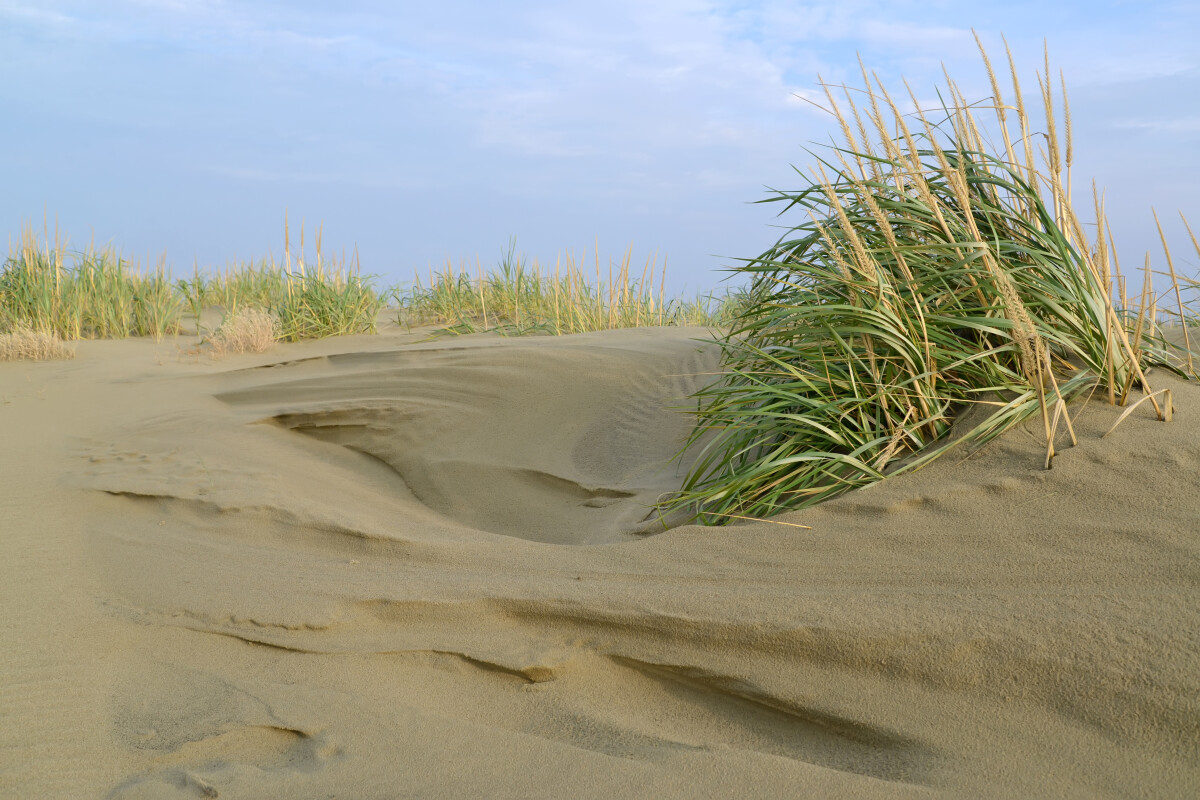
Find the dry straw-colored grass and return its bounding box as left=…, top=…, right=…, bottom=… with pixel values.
left=0, top=325, right=75, bottom=361
left=207, top=308, right=280, bottom=357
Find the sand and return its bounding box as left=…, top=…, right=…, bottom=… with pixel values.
left=1, top=320, right=1198, bottom=798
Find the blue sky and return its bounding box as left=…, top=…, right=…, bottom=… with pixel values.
left=2, top=0, right=1197, bottom=293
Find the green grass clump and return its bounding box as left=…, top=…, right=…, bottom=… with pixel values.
left=395, top=241, right=746, bottom=335
left=665, top=39, right=1196, bottom=525
left=1, top=227, right=184, bottom=340
left=184, top=221, right=385, bottom=342
left=274, top=266, right=385, bottom=341
left=179, top=260, right=384, bottom=342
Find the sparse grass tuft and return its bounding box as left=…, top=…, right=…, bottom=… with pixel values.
left=0, top=324, right=75, bottom=361
left=662, top=39, right=1197, bottom=525
left=207, top=307, right=280, bottom=357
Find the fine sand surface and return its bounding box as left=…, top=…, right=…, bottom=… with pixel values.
left=2, top=321, right=1198, bottom=798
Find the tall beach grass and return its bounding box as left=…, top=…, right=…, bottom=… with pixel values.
left=664, top=39, right=1199, bottom=525
left=1, top=227, right=184, bottom=341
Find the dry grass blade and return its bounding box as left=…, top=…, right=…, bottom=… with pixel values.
left=697, top=512, right=813, bottom=529
left=1103, top=389, right=1174, bottom=437
left=1153, top=208, right=1193, bottom=374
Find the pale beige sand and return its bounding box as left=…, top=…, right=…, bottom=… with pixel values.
left=1, top=322, right=1198, bottom=798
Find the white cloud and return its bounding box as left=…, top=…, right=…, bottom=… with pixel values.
left=1111, top=117, right=1200, bottom=135
left=124, top=0, right=221, bottom=11
left=0, top=1, right=78, bottom=26
left=1067, top=53, right=1195, bottom=86
left=858, top=20, right=973, bottom=52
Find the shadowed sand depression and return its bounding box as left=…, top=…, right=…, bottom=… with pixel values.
left=2, top=325, right=1198, bottom=798
left=212, top=335, right=716, bottom=544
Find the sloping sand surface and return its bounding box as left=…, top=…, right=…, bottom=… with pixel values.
left=2, top=324, right=1198, bottom=798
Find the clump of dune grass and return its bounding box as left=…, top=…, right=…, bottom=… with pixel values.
left=1, top=226, right=184, bottom=340
left=274, top=260, right=385, bottom=342
left=207, top=307, right=280, bottom=357
left=395, top=240, right=746, bottom=335
left=664, top=38, right=1196, bottom=525
left=0, top=324, right=75, bottom=361
left=190, top=220, right=385, bottom=342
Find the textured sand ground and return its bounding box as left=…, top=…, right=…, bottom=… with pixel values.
left=1, top=323, right=1198, bottom=798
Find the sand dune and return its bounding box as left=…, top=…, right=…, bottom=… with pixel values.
left=2, top=324, right=1198, bottom=798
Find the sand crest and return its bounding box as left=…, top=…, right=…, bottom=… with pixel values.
left=2, top=325, right=1198, bottom=798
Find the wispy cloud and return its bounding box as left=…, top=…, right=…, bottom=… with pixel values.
left=1111, top=117, right=1200, bottom=135
left=0, top=1, right=78, bottom=26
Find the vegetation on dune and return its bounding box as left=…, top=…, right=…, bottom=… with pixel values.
left=0, top=228, right=184, bottom=341
left=206, top=307, right=281, bottom=357
left=0, top=220, right=385, bottom=353
left=2, top=217, right=742, bottom=360
left=663, top=39, right=1200, bottom=526
left=0, top=324, right=74, bottom=362
left=394, top=240, right=751, bottom=336
left=178, top=221, right=385, bottom=342
left=7, top=40, right=1197, bottom=547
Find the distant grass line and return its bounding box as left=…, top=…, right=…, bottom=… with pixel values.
left=2, top=227, right=745, bottom=352
left=178, top=220, right=386, bottom=341
left=0, top=224, right=384, bottom=344
left=395, top=242, right=753, bottom=336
